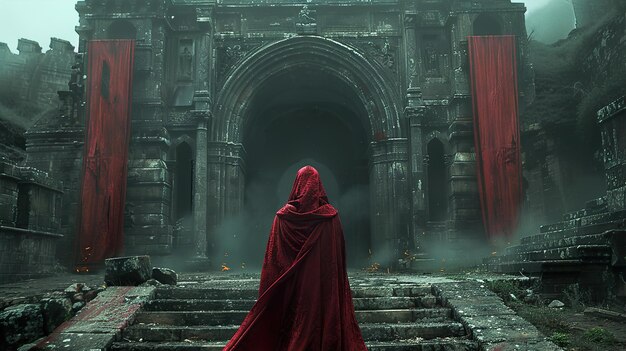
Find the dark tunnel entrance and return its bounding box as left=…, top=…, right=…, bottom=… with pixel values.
left=241, top=68, right=371, bottom=268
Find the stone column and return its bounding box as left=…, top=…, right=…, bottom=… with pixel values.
left=403, top=13, right=418, bottom=88
left=369, top=138, right=409, bottom=268
left=406, top=88, right=427, bottom=248
left=206, top=141, right=246, bottom=257
left=194, top=30, right=211, bottom=92
left=191, top=92, right=211, bottom=261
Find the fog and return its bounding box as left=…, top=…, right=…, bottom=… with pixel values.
left=524, top=0, right=576, bottom=43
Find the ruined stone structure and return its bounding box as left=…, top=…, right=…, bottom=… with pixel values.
left=25, top=0, right=527, bottom=268
left=0, top=159, right=63, bottom=282
left=571, top=0, right=616, bottom=28
left=0, top=38, right=75, bottom=110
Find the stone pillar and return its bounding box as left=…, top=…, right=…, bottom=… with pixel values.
left=406, top=88, right=427, bottom=249
left=191, top=92, right=211, bottom=260
left=598, top=96, right=626, bottom=211
left=403, top=13, right=418, bottom=88
left=194, top=30, right=211, bottom=92
left=369, top=138, right=409, bottom=267
left=206, top=141, right=246, bottom=257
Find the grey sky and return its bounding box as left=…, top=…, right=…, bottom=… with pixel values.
left=0, top=0, right=79, bottom=52
left=0, top=0, right=568, bottom=52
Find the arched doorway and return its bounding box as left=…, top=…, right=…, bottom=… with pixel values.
left=172, top=141, right=194, bottom=251
left=241, top=69, right=371, bottom=267
left=427, top=139, right=448, bottom=222
left=210, top=36, right=406, bottom=268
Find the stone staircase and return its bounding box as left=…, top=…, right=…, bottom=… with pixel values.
left=111, top=276, right=478, bottom=351
left=487, top=198, right=626, bottom=301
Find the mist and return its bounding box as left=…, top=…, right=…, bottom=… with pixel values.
left=524, top=0, right=576, bottom=43
left=213, top=159, right=371, bottom=273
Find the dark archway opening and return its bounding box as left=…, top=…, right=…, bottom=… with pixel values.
left=473, top=14, right=503, bottom=36
left=173, top=142, right=194, bottom=249
left=427, top=139, right=448, bottom=222
left=240, top=68, right=371, bottom=268
left=107, top=20, right=137, bottom=40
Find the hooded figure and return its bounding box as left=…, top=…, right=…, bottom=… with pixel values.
left=223, top=166, right=368, bottom=351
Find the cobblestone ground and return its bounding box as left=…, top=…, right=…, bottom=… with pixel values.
left=1, top=271, right=563, bottom=351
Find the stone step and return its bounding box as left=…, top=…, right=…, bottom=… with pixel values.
left=144, top=296, right=438, bottom=312
left=489, top=245, right=611, bottom=266
left=562, top=202, right=608, bottom=221
left=111, top=339, right=479, bottom=351
left=538, top=209, right=626, bottom=234
left=154, top=288, right=258, bottom=300
left=526, top=219, right=623, bottom=245
left=123, top=321, right=464, bottom=342
left=144, top=299, right=256, bottom=312
left=134, top=308, right=452, bottom=326
left=352, top=285, right=434, bottom=298
left=487, top=259, right=584, bottom=274
left=506, top=233, right=611, bottom=255
left=153, top=285, right=433, bottom=301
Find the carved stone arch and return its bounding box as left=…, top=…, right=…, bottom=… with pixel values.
left=208, top=36, right=408, bottom=267
left=213, top=36, right=403, bottom=144
left=425, top=131, right=450, bottom=153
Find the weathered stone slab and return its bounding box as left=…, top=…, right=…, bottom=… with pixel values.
left=482, top=340, right=563, bottom=351
left=105, top=255, right=152, bottom=286
left=33, top=286, right=154, bottom=350
left=31, top=332, right=115, bottom=350
left=433, top=281, right=563, bottom=351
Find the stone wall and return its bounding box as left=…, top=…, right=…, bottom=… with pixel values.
left=25, top=93, right=84, bottom=266
left=598, top=96, right=626, bottom=212
left=0, top=159, right=63, bottom=283
left=66, top=0, right=530, bottom=266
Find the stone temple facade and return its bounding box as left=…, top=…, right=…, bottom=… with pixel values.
left=23, top=0, right=532, bottom=269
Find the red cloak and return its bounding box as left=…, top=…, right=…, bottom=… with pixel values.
left=223, top=166, right=367, bottom=351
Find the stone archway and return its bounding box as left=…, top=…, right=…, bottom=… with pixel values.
left=208, top=36, right=408, bottom=267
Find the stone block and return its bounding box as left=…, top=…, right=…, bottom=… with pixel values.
left=0, top=304, right=44, bottom=348
left=152, top=267, right=177, bottom=285
left=104, top=255, right=152, bottom=286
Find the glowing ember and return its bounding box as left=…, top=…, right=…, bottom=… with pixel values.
left=364, top=262, right=380, bottom=273
left=75, top=266, right=90, bottom=273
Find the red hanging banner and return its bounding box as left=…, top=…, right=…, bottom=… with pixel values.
left=76, top=40, right=135, bottom=270
left=468, top=35, right=522, bottom=239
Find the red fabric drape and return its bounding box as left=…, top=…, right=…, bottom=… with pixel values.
left=223, top=166, right=367, bottom=351
left=468, top=35, right=522, bottom=239
left=76, top=40, right=135, bottom=269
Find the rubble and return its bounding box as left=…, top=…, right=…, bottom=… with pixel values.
left=104, top=256, right=152, bottom=286
left=40, top=296, right=72, bottom=334
left=548, top=300, right=565, bottom=308
left=152, top=267, right=177, bottom=285
left=0, top=304, right=44, bottom=348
